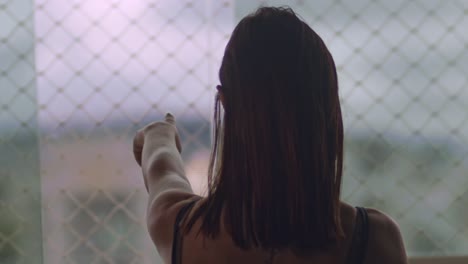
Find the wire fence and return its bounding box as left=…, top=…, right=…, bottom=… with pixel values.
left=0, top=0, right=467, bottom=263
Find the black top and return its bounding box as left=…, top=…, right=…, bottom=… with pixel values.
left=171, top=200, right=198, bottom=264
left=171, top=203, right=369, bottom=264
left=346, top=207, right=369, bottom=264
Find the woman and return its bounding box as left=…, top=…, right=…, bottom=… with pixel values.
left=133, top=6, right=407, bottom=264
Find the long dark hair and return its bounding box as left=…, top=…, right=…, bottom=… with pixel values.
left=185, top=6, right=344, bottom=253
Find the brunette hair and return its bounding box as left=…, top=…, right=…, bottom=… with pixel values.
left=185, top=6, right=344, bottom=253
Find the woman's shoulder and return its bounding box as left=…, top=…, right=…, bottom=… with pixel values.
left=361, top=207, right=408, bottom=264
left=338, top=202, right=407, bottom=263
left=147, top=192, right=202, bottom=262
left=339, top=202, right=402, bottom=237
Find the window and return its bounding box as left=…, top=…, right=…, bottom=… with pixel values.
left=62, top=190, right=143, bottom=263
left=0, top=0, right=467, bottom=263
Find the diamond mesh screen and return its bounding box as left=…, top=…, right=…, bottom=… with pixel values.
left=35, top=1, right=232, bottom=263
left=0, top=0, right=467, bottom=263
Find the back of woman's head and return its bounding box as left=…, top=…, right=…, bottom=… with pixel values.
left=188, top=6, right=344, bottom=253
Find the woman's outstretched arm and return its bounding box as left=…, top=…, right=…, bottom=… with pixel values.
left=133, top=113, right=197, bottom=261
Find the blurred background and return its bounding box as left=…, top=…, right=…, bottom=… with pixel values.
left=1, top=0, right=467, bottom=263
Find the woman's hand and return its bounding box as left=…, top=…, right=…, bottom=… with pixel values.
left=133, top=113, right=183, bottom=190
left=133, top=113, right=185, bottom=191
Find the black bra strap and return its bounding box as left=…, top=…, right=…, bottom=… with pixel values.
left=171, top=200, right=198, bottom=264
left=347, top=207, right=369, bottom=264
left=356, top=207, right=369, bottom=263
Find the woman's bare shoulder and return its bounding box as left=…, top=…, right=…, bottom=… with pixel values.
left=147, top=192, right=202, bottom=262
left=364, top=207, right=408, bottom=264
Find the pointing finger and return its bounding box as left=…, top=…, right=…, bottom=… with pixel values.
left=165, top=112, right=176, bottom=125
